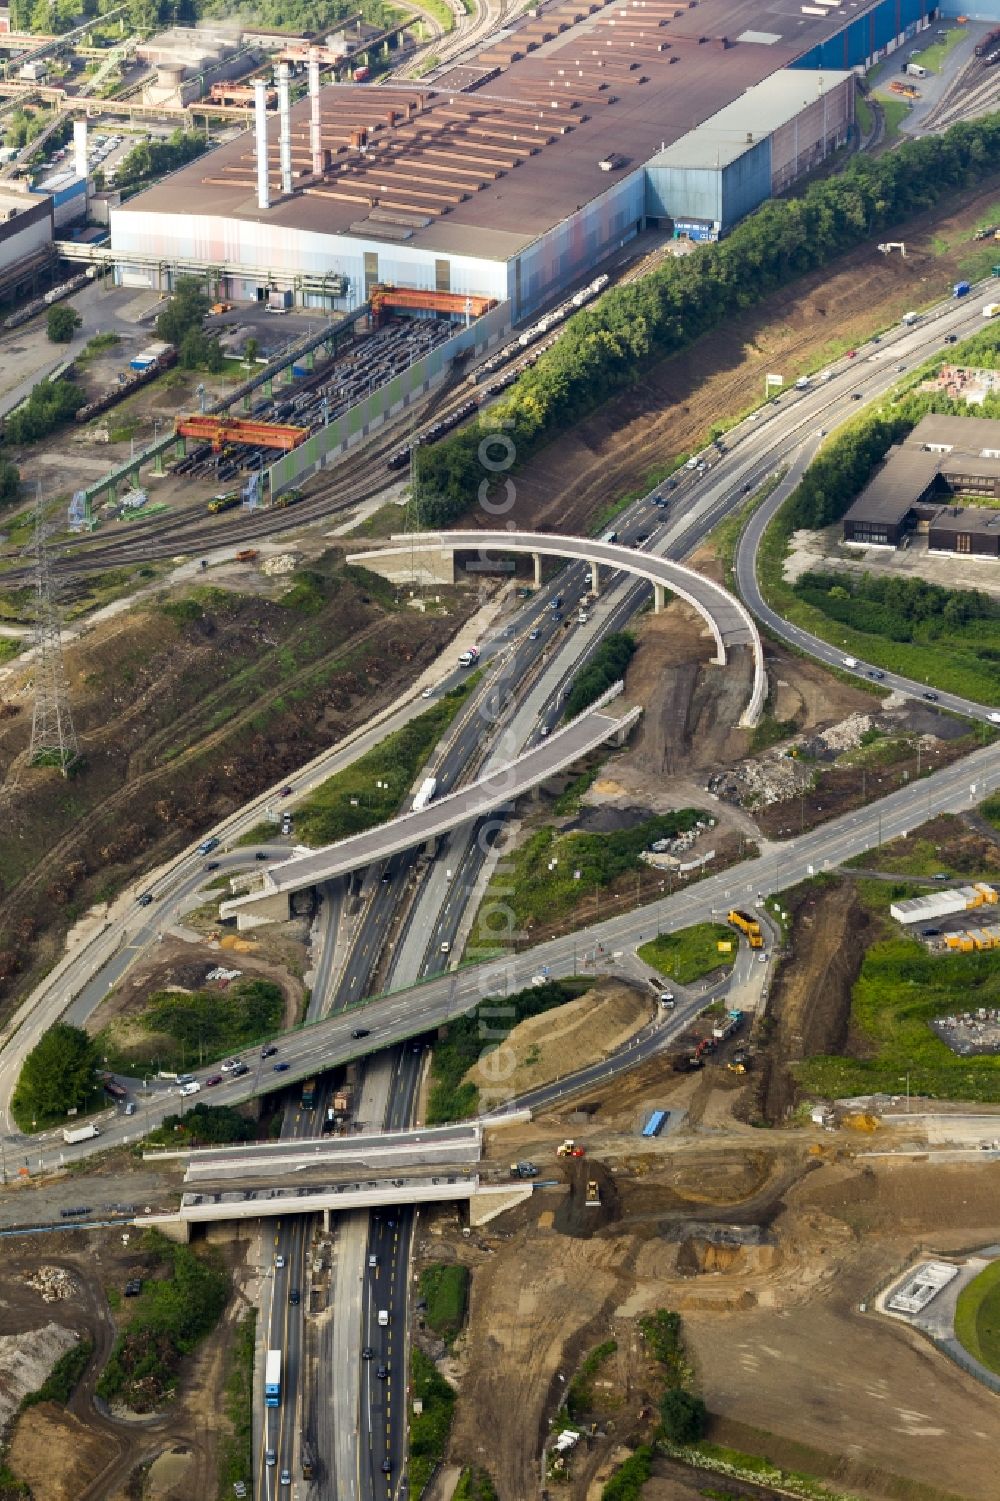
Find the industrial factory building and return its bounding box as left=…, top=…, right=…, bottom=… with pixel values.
left=0, top=121, right=90, bottom=297
left=842, top=415, right=1000, bottom=555
left=110, top=0, right=936, bottom=318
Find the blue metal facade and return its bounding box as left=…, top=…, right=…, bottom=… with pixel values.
left=939, top=0, right=1000, bottom=14
left=792, top=0, right=932, bottom=70
left=645, top=138, right=771, bottom=237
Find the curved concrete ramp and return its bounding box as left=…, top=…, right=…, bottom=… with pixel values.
left=222, top=689, right=640, bottom=926
left=349, top=530, right=765, bottom=726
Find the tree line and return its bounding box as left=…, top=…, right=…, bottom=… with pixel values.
left=114, top=128, right=208, bottom=191
left=795, top=570, right=997, bottom=643
left=416, top=112, right=1000, bottom=526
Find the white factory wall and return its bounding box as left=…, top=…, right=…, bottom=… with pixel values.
left=0, top=200, right=53, bottom=272
left=509, top=168, right=645, bottom=319
left=109, top=208, right=510, bottom=307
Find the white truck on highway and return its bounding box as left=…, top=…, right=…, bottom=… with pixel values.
left=63, top=1123, right=99, bottom=1145
left=984, top=304, right=1000, bottom=319
left=412, top=776, right=437, bottom=812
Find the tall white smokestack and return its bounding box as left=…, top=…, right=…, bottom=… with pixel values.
left=254, top=79, right=270, bottom=210
left=278, top=62, right=293, bottom=197
left=309, top=56, right=322, bottom=177
left=73, top=119, right=88, bottom=181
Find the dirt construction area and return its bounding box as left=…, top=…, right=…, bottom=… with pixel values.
left=480, top=176, right=1000, bottom=537
left=0, top=1226, right=253, bottom=1501
left=430, top=1060, right=1000, bottom=1501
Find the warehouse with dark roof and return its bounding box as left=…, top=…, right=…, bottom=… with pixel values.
left=842, top=415, right=1000, bottom=556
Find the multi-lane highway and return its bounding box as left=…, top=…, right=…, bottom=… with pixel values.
left=2, top=271, right=999, bottom=1497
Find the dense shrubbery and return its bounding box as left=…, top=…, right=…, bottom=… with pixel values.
left=482, top=809, right=702, bottom=931
left=22, top=1339, right=93, bottom=1408
left=795, top=571, right=996, bottom=643
left=416, top=113, right=1000, bottom=525
left=152, top=1103, right=256, bottom=1147
left=98, top=978, right=284, bottom=1074
left=566, top=1339, right=617, bottom=1419
left=600, top=1448, right=653, bottom=1500
left=3, top=378, right=84, bottom=445
left=97, top=1234, right=229, bottom=1410
left=563, top=631, right=636, bottom=720
left=115, top=129, right=209, bottom=189
left=12, top=1022, right=101, bottom=1129
left=408, top=1348, right=456, bottom=1494
left=452, top=1471, right=499, bottom=1501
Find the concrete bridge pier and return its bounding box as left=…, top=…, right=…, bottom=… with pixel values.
left=533, top=552, right=542, bottom=587
left=590, top=561, right=599, bottom=596
left=653, top=582, right=666, bottom=614
left=323, top=1207, right=330, bottom=1232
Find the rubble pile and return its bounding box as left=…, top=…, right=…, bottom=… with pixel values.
left=24, top=1266, right=78, bottom=1302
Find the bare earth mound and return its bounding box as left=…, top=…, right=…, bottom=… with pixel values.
left=467, top=980, right=652, bottom=1100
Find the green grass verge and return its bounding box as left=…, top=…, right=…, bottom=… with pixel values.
left=408, top=1348, right=456, bottom=1495
left=426, top=979, right=589, bottom=1122
left=552, top=763, right=603, bottom=815
left=638, top=923, right=737, bottom=986
left=954, top=1257, right=1000, bottom=1376
left=290, top=682, right=474, bottom=846
left=419, top=1263, right=469, bottom=1345
left=796, top=934, right=1000, bottom=1101
left=910, top=26, right=966, bottom=72
left=879, top=97, right=911, bottom=142
left=218, top=1311, right=256, bottom=1497
left=477, top=810, right=702, bottom=932
left=451, top=1469, right=499, bottom=1501
left=845, top=818, right=1000, bottom=879
left=854, top=92, right=873, bottom=136
left=97, top=1232, right=229, bottom=1412
left=709, top=469, right=785, bottom=591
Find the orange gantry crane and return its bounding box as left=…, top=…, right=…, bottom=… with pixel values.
left=174, top=415, right=309, bottom=452
left=369, top=284, right=497, bottom=328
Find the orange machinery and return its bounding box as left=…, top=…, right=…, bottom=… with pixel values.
left=175, top=415, right=309, bottom=452
left=369, top=284, right=498, bottom=327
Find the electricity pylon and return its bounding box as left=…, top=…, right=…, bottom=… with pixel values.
left=27, top=495, right=79, bottom=776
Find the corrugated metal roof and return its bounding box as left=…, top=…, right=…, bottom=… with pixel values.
left=114, top=0, right=873, bottom=260
left=647, top=68, right=852, bottom=171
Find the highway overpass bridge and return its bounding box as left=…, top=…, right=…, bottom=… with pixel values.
left=349, top=531, right=766, bottom=727
left=146, top=1174, right=533, bottom=1237
left=172, top=1122, right=484, bottom=1182
left=221, top=688, right=641, bottom=926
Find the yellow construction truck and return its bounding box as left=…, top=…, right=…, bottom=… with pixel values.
left=727, top=908, right=764, bottom=949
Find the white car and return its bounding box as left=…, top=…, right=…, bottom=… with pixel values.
left=989, top=713, right=1000, bottom=725
left=178, top=1081, right=201, bottom=1097
left=275, top=1254, right=285, bottom=1270
left=220, top=1058, right=240, bottom=1072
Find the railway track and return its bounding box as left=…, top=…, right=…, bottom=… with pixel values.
left=1, top=282, right=617, bottom=585
left=917, top=54, right=1000, bottom=131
